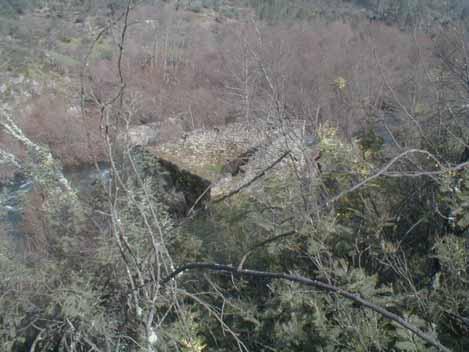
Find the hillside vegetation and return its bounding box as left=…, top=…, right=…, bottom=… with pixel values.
left=1, top=1, right=469, bottom=351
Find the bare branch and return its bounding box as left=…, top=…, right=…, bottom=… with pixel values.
left=237, top=230, right=297, bottom=270
left=214, top=150, right=291, bottom=204
left=326, top=149, right=452, bottom=206
left=162, top=263, right=452, bottom=352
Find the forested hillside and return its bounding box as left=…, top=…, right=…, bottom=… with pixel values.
left=1, top=1, right=469, bottom=351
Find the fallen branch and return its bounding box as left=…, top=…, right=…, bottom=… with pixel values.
left=162, top=262, right=452, bottom=352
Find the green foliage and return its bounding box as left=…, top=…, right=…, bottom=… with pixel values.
left=246, top=0, right=322, bottom=22
left=442, top=169, right=469, bottom=232
left=0, top=0, right=35, bottom=16
left=352, top=0, right=469, bottom=26
left=357, top=128, right=385, bottom=159
left=174, top=120, right=469, bottom=351
left=2, top=1, right=469, bottom=351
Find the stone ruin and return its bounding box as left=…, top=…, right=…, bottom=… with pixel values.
left=130, top=120, right=321, bottom=215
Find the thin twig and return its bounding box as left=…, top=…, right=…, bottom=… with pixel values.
left=326, top=149, right=453, bottom=206
left=213, top=150, right=291, bottom=204
left=162, top=263, right=452, bottom=352
left=237, top=230, right=297, bottom=270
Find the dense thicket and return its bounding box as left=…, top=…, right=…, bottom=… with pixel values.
left=1, top=1, right=469, bottom=351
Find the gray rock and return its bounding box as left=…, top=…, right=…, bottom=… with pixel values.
left=126, top=123, right=162, bottom=146
left=118, top=119, right=184, bottom=147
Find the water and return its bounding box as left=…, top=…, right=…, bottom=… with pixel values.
left=0, top=174, right=32, bottom=254
left=1, top=175, right=32, bottom=223
left=63, top=163, right=111, bottom=194
left=0, top=164, right=111, bottom=255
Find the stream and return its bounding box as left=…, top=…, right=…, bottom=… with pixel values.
left=0, top=164, right=111, bottom=256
